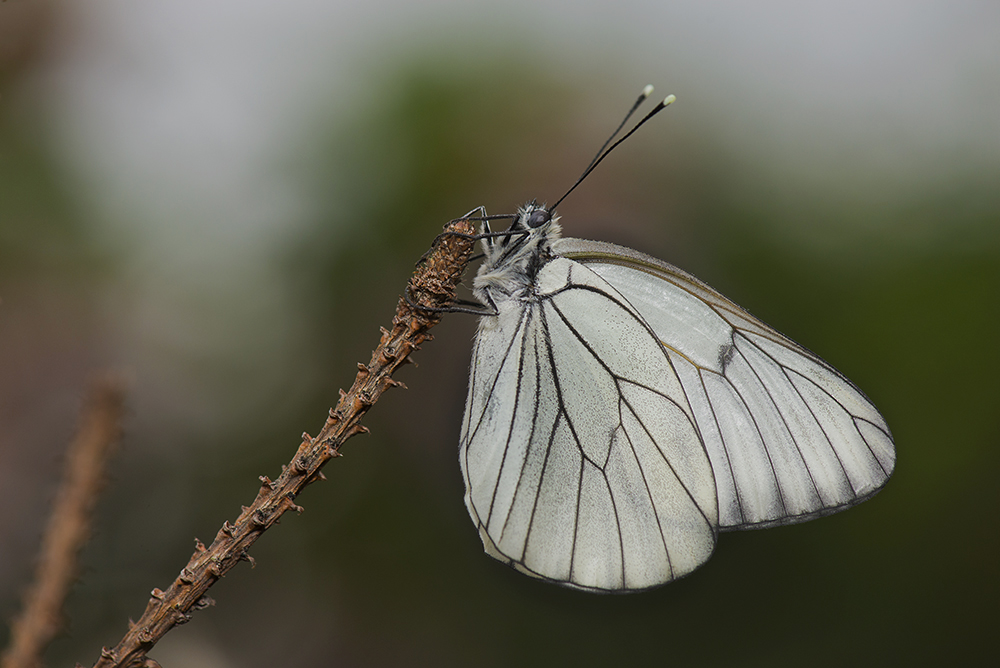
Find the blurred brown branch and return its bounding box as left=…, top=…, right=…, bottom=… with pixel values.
left=84, top=218, right=476, bottom=668
left=2, top=375, right=127, bottom=668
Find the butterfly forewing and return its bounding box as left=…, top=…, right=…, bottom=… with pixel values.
left=461, top=257, right=718, bottom=591
left=553, top=238, right=896, bottom=531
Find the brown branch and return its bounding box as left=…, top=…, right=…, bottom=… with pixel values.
left=84, top=218, right=477, bottom=668
left=2, top=376, right=127, bottom=668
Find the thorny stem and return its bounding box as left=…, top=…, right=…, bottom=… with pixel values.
left=2, top=376, right=126, bottom=668
left=84, top=218, right=477, bottom=668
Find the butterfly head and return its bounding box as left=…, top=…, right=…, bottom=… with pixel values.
left=474, top=201, right=562, bottom=301
left=479, top=201, right=561, bottom=254
left=506, top=200, right=561, bottom=237
left=510, top=203, right=557, bottom=232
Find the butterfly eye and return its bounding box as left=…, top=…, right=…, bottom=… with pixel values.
left=527, top=209, right=551, bottom=228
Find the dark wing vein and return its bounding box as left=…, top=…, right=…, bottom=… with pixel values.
left=547, top=289, right=714, bottom=534
left=616, top=380, right=716, bottom=534
left=519, top=305, right=584, bottom=577
left=618, top=396, right=676, bottom=580
left=698, top=366, right=747, bottom=525
left=499, top=331, right=547, bottom=546
left=546, top=291, right=694, bottom=425
left=732, top=334, right=824, bottom=507
left=601, top=462, right=627, bottom=589
left=785, top=366, right=892, bottom=481
left=739, top=325, right=889, bottom=482
left=780, top=363, right=857, bottom=499
left=464, top=308, right=531, bottom=450
left=485, top=308, right=533, bottom=529
left=707, top=347, right=789, bottom=519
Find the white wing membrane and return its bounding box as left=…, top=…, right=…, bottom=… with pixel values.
left=461, top=258, right=717, bottom=591
left=554, top=238, right=895, bottom=531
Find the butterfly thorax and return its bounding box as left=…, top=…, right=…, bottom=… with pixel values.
left=472, top=203, right=562, bottom=305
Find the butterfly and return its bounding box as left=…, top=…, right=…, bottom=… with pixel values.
left=455, top=87, right=895, bottom=592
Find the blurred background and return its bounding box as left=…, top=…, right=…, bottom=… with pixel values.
left=1, top=1, right=998, bottom=666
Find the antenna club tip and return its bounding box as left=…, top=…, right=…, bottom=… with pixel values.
left=663, top=94, right=676, bottom=105
left=641, top=84, right=654, bottom=97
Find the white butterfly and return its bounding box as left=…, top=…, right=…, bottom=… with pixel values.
left=456, top=90, right=895, bottom=593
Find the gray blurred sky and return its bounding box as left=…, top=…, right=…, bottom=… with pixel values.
left=48, top=0, right=999, bottom=262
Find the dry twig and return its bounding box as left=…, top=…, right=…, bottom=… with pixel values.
left=2, top=376, right=127, bottom=668
left=84, top=218, right=477, bottom=668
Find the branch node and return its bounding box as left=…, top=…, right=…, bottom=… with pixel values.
left=291, top=456, right=310, bottom=474
left=345, top=424, right=370, bottom=439
left=192, top=595, right=215, bottom=611
left=285, top=493, right=304, bottom=514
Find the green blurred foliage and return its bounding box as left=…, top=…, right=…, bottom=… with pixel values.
left=0, top=97, right=102, bottom=282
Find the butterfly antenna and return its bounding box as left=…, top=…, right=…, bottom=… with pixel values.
left=583, top=84, right=654, bottom=173
left=551, top=88, right=675, bottom=211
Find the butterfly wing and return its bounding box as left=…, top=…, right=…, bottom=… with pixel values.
left=460, top=257, right=717, bottom=591
left=553, top=238, right=895, bottom=531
